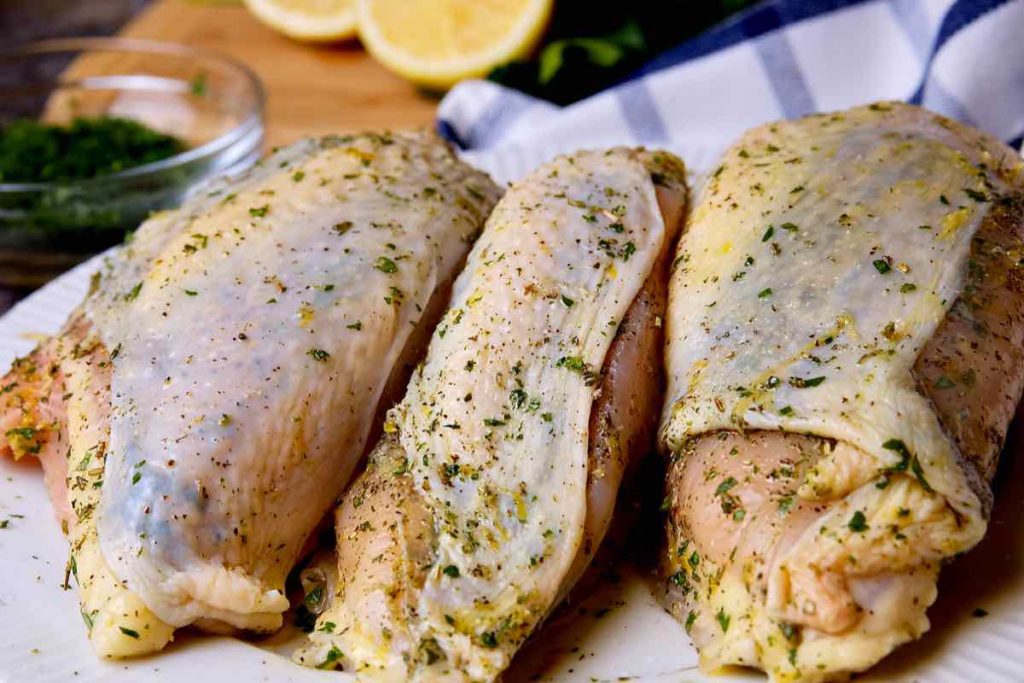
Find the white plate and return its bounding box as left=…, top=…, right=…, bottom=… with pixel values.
left=2, top=220, right=1024, bottom=683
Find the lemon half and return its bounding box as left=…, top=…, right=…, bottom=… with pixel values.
left=245, top=0, right=358, bottom=42
left=357, top=0, right=552, bottom=89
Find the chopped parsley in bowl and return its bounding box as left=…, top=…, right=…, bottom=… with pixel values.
left=0, top=37, right=264, bottom=289
left=0, top=117, right=186, bottom=183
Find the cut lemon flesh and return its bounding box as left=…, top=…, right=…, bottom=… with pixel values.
left=357, top=0, right=552, bottom=89
left=245, top=0, right=357, bottom=42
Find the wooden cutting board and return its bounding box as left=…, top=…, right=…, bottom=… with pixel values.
left=119, top=0, right=439, bottom=148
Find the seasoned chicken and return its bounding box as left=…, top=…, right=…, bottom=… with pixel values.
left=299, top=148, right=687, bottom=680
left=0, top=131, right=500, bottom=658
left=659, top=103, right=1024, bottom=681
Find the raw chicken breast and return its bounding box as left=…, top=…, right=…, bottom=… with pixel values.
left=0, top=131, right=500, bottom=657
left=299, top=148, right=687, bottom=680
left=659, top=103, right=1024, bottom=681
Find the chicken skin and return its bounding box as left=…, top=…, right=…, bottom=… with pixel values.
left=0, top=131, right=500, bottom=657
left=301, top=147, right=687, bottom=681
left=659, top=103, right=1024, bottom=681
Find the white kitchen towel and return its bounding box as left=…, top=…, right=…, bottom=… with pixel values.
left=438, top=0, right=1024, bottom=180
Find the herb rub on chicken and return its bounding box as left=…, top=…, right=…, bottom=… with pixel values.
left=0, top=131, right=499, bottom=658
left=300, top=147, right=687, bottom=681
left=659, top=102, right=1024, bottom=682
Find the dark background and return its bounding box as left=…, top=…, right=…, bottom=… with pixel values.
left=2, top=0, right=149, bottom=45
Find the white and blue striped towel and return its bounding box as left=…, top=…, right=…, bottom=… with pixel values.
left=438, top=0, right=1024, bottom=181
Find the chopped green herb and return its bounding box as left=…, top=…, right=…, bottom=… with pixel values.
left=561, top=294, right=575, bottom=307
left=716, top=608, right=730, bottom=632
left=317, top=645, right=343, bottom=670
left=778, top=495, right=795, bottom=514
left=882, top=439, right=910, bottom=471
left=304, top=585, right=324, bottom=610
left=190, top=72, right=207, bottom=96
left=307, top=348, right=330, bottom=362
left=715, top=477, right=737, bottom=497
left=789, top=376, right=825, bottom=388
left=758, top=287, right=773, bottom=298
left=900, top=283, right=918, bottom=293
left=762, top=226, right=775, bottom=242
left=5, top=426, right=37, bottom=440
left=249, top=205, right=269, bottom=218
left=0, top=117, right=185, bottom=184
left=872, top=259, right=892, bottom=274
left=442, top=565, right=460, bottom=578
left=685, top=611, right=697, bottom=633
left=556, top=355, right=586, bottom=373
left=510, top=388, right=527, bottom=409
left=848, top=510, right=868, bottom=532
left=910, top=456, right=934, bottom=492
left=669, top=570, right=689, bottom=590
left=374, top=256, right=398, bottom=273
left=119, top=626, right=140, bottom=639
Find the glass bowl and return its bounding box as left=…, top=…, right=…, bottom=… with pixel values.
left=0, top=37, right=265, bottom=289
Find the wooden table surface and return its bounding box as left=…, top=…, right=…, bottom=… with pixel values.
left=120, top=0, right=439, bottom=148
